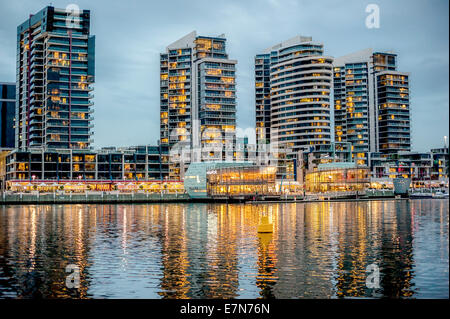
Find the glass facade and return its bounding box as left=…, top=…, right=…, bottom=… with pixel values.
left=377, top=72, right=411, bottom=154
left=207, top=166, right=277, bottom=197
left=0, top=83, right=15, bottom=148
left=16, top=6, right=95, bottom=150
left=305, top=165, right=369, bottom=193
left=333, top=50, right=410, bottom=161
left=254, top=36, right=333, bottom=181
left=255, top=54, right=271, bottom=145
left=199, top=58, right=236, bottom=161
left=431, top=147, right=449, bottom=180
left=255, top=36, right=333, bottom=156
left=6, top=180, right=183, bottom=194
left=5, top=145, right=168, bottom=181
left=333, top=62, right=370, bottom=165
left=160, top=32, right=237, bottom=180
left=184, top=161, right=253, bottom=198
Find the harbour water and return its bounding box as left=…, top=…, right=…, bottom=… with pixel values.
left=0, top=199, right=448, bottom=299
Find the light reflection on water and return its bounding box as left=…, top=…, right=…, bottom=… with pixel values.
left=0, top=199, right=448, bottom=299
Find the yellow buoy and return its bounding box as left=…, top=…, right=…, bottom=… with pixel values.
left=257, top=215, right=273, bottom=233
left=258, top=232, right=273, bottom=247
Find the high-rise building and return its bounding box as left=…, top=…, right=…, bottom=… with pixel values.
left=255, top=36, right=333, bottom=179
left=0, top=82, right=16, bottom=148
left=333, top=49, right=410, bottom=164
left=376, top=69, right=410, bottom=155
left=333, top=49, right=374, bottom=165
left=16, top=6, right=95, bottom=150
left=255, top=36, right=333, bottom=154
left=160, top=31, right=237, bottom=179
left=255, top=54, right=271, bottom=146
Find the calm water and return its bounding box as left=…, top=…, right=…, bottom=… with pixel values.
left=0, top=199, right=448, bottom=299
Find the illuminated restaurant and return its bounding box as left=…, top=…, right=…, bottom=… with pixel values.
left=207, top=165, right=277, bottom=197
left=3, top=146, right=169, bottom=182
left=305, top=162, right=369, bottom=193
left=6, top=180, right=184, bottom=194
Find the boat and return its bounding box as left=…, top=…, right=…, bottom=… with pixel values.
left=409, top=191, right=433, bottom=199
left=433, top=191, right=449, bottom=199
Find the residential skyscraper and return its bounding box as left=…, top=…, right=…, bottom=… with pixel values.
left=255, top=53, right=271, bottom=146
left=333, top=49, right=410, bottom=164
left=376, top=69, right=410, bottom=155
left=16, top=6, right=95, bottom=150
left=160, top=31, right=237, bottom=179
left=255, top=36, right=333, bottom=154
left=0, top=82, right=16, bottom=148
left=255, top=36, right=333, bottom=180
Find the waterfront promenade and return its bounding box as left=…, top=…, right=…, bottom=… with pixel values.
left=0, top=189, right=396, bottom=205
left=0, top=192, right=190, bottom=205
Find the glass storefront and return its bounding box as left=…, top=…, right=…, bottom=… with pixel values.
left=305, top=167, right=369, bottom=193
left=6, top=180, right=184, bottom=194
left=207, top=166, right=277, bottom=196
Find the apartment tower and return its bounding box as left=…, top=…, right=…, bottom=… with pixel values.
left=16, top=6, right=95, bottom=150
left=160, top=31, right=237, bottom=179
left=0, top=82, right=16, bottom=148
left=255, top=36, right=333, bottom=151
left=333, top=49, right=410, bottom=163
left=255, top=36, right=333, bottom=179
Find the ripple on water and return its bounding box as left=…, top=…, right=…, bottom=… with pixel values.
left=0, top=200, right=448, bottom=299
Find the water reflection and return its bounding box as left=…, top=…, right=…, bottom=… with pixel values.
left=256, top=232, right=277, bottom=298
left=0, top=200, right=448, bottom=299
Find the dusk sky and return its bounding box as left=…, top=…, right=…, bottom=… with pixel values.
left=0, top=0, right=448, bottom=152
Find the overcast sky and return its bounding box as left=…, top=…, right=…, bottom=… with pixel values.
left=0, top=0, right=448, bottom=152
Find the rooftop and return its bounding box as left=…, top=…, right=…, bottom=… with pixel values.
left=262, top=35, right=314, bottom=53
left=317, top=162, right=358, bottom=170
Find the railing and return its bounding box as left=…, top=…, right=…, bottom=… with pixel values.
left=0, top=192, right=190, bottom=204
left=365, top=189, right=395, bottom=197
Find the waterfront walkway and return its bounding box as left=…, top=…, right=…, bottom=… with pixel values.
left=0, top=189, right=397, bottom=205
left=0, top=192, right=190, bottom=204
